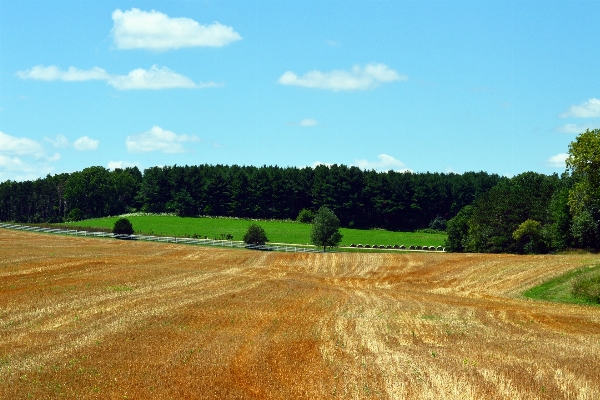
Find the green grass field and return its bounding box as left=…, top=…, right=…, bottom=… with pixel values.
left=523, top=264, right=600, bottom=306
left=65, top=215, right=447, bottom=247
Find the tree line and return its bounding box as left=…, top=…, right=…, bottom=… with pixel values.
left=0, top=164, right=503, bottom=231
left=446, top=129, right=600, bottom=253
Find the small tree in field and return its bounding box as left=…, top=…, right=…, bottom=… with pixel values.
left=243, top=223, right=268, bottom=245
left=113, top=218, right=134, bottom=235
left=310, top=206, right=343, bottom=251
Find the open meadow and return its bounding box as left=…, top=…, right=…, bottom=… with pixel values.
left=66, top=215, right=447, bottom=248
left=1, top=228, right=599, bottom=399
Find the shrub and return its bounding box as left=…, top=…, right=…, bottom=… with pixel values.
left=66, top=208, right=83, bottom=222
left=113, top=218, right=134, bottom=235
left=243, top=223, right=268, bottom=245
left=296, top=209, right=314, bottom=224
left=572, top=271, right=600, bottom=304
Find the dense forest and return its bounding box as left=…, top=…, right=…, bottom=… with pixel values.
left=0, top=164, right=503, bottom=231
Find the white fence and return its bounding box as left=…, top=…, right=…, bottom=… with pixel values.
left=0, top=223, right=324, bottom=253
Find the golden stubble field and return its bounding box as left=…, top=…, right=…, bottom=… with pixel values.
left=1, top=229, right=599, bottom=399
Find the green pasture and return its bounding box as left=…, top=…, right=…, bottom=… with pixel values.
left=523, top=265, right=600, bottom=306
left=66, top=215, right=447, bottom=247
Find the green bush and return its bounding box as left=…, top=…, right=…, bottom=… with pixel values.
left=296, top=209, right=314, bottom=223
left=66, top=208, right=83, bottom=222
left=572, top=272, right=600, bottom=304
left=243, top=223, right=268, bottom=245
left=113, top=218, right=134, bottom=235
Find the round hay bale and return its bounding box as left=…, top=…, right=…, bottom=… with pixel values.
left=393, top=244, right=399, bottom=249
left=409, top=245, right=415, bottom=250
left=400, top=245, right=406, bottom=249
left=357, top=244, right=363, bottom=248
left=350, top=244, right=356, bottom=247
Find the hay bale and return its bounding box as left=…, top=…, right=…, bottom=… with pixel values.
left=393, top=245, right=399, bottom=249
left=350, top=244, right=356, bottom=247
left=437, top=246, right=443, bottom=251
left=409, top=245, right=415, bottom=250
left=399, top=245, right=406, bottom=249
left=365, top=244, right=371, bottom=248
left=416, top=245, right=422, bottom=250
left=357, top=244, right=363, bottom=248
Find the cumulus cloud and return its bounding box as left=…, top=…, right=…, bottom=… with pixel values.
left=17, top=65, right=217, bottom=90
left=278, top=63, right=406, bottom=91
left=107, top=161, right=141, bottom=170
left=111, top=8, right=242, bottom=51
left=1, top=131, right=50, bottom=159
left=0, top=155, right=55, bottom=182
left=560, top=98, right=600, bottom=118
left=545, top=153, right=569, bottom=168
left=299, top=118, right=319, bottom=127
left=554, top=123, right=600, bottom=134
left=126, top=126, right=199, bottom=153
left=73, top=136, right=99, bottom=151
left=0, top=131, right=60, bottom=181
left=354, top=154, right=411, bottom=172
left=16, top=65, right=109, bottom=81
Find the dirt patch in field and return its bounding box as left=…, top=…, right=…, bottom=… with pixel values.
left=1, top=229, right=599, bottom=399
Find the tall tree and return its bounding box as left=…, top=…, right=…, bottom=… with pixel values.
left=566, top=129, right=600, bottom=250
left=310, top=206, right=343, bottom=251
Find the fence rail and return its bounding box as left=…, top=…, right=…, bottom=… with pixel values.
left=0, top=223, right=324, bottom=253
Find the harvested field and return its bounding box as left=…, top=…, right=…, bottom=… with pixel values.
left=1, top=229, right=599, bottom=399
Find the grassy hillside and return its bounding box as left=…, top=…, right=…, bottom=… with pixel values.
left=66, top=215, right=447, bottom=247
left=524, top=264, right=600, bottom=306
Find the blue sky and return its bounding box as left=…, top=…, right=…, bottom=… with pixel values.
left=1, top=1, right=599, bottom=181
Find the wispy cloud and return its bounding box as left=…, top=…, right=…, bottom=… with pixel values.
left=45, top=134, right=99, bottom=151
left=16, top=66, right=109, bottom=81
left=354, top=154, right=411, bottom=172
left=560, top=98, right=600, bottom=118
left=299, top=118, right=319, bottom=127
left=554, top=123, right=600, bottom=134
left=107, top=161, right=142, bottom=170
left=73, top=136, right=99, bottom=151
left=545, top=153, right=569, bottom=168
left=278, top=63, right=406, bottom=91
left=126, top=126, right=199, bottom=153
left=17, top=65, right=219, bottom=90
left=111, top=8, right=242, bottom=51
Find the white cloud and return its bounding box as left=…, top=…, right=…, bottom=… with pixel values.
left=126, top=126, right=199, bottom=153
left=554, top=123, right=600, bottom=134
left=545, top=153, right=569, bottom=168
left=16, top=65, right=109, bottom=81
left=0, top=155, right=54, bottom=182
left=45, top=134, right=70, bottom=148
left=560, top=98, right=600, bottom=118
left=299, top=118, right=319, bottom=127
left=107, top=65, right=218, bottom=90
left=107, top=161, right=141, bottom=170
left=354, top=154, right=411, bottom=172
left=0, top=131, right=48, bottom=159
left=278, top=63, right=406, bottom=91
left=0, top=131, right=60, bottom=181
left=73, top=136, right=99, bottom=151
left=312, top=161, right=333, bottom=168
left=111, top=8, right=242, bottom=51
left=17, top=64, right=217, bottom=90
